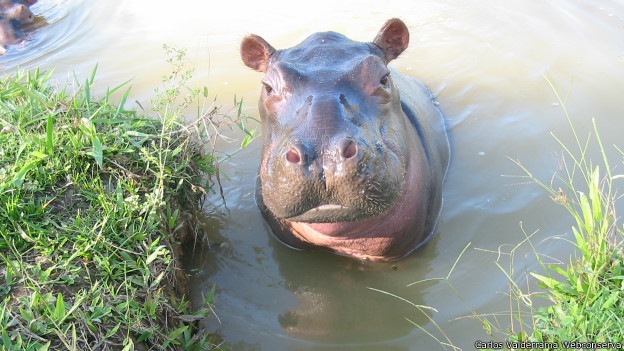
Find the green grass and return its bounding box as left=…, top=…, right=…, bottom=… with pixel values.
left=476, top=79, right=624, bottom=349
left=0, top=47, right=255, bottom=350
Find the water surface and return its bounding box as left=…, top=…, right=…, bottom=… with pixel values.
left=2, top=1, right=624, bottom=350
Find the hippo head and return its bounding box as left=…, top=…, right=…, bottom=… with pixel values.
left=240, top=19, right=448, bottom=260
left=9, top=4, right=34, bottom=23
left=242, top=18, right=410, bottom=220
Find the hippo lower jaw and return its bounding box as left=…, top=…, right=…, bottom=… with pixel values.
left=282, top=199, right=399, bottom=224
left=265, top=146, right=434, bottom=261
left=287, top=204, right=351, bottom=223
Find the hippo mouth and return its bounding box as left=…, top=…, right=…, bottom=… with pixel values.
left=265, top=159, right=406, bottom=224
left=281, top=199, right=397, bottom=223
left=285, top=204, right=352, bottom=223
left=280, top=186, right=411, bottom=238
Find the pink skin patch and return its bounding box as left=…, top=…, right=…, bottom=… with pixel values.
left=275, top=138, right=428, bottom=261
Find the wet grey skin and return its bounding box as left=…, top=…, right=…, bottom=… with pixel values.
left=240, top=18, right=450, bottom=261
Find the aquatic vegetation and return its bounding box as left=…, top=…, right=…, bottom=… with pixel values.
left=373, top=77, right=623, bottom=350
left=476, top=79, right=624, bottom=349
left=0, top=47, right=255, bottom=350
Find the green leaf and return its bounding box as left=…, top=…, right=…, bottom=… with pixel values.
left=54, top=293, right=65, bottom=322
left=119, top=251, right=134, bottom=263
left=579, top=192, right=592, bottom=233
left=241, top=135, right=252, bottom=149
left=104, top=323, right=121, bottom=339
left=137, top=332, right=153, bottom=343
left=114, top=86, right=132, bottom=118
left=14, top=82, right=52, bottom=108
left=162, top=326, right=188, bottom=348
left=572, top=227, right=587, bottom=256
left=85, top=78, right=91, bottom=114
left=121, top=338, right=134, bottom=351
left=91, top=135, right=103, bottom=167
left=204, top=284, right=216, bottom=305
left=106, top=78, right=133, bottom=96
left=531, top=273, right=576, bottom=296
left=2, top=330, right=12, bottom=348
left=30, top=151, right=49, bottom=159
left=45, top=114, right=54, bottom=155
left=601, top=291, right=619, bottom=310
left=37, top=341, right=51, bottom=351
left=483, top=319, right=491, bottom=335
left=237, top=98, right=244, bottom=118
left=548, top=264, right=569, bottom=279
left=13, top=159, right=40, bottom=186
left=4, top=267, right=13, bottom=286
left=89, top=63, right=98, bottom=85
left=589, top=166, right=602, bottom=221
left=145, top=246, right=164, bottom=265
left=561, top=315, right=574, bottom=326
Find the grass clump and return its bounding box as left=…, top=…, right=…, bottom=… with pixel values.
left=479, top=80, right=624, bottom=349
left=0, top=47, right=253, bottom=350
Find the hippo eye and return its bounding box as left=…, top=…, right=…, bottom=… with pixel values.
left=262, top=82, right=274, bottom=95
left=379, top=74, right=390, bottom=89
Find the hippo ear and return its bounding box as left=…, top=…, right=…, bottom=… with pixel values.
left=373, top=18, right=410, bottom=62
left=241, top=35, right=276, bottom=73
left=14, top=5, right=31, bottom=22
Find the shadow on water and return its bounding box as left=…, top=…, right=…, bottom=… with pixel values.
left=271, top=246, right=429, bottom=346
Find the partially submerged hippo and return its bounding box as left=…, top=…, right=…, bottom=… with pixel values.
left=240, top=18, right=450, bottom=261
left=0, top=0, right=37, bottom=12
left=0, top=0, right=35, bottom=54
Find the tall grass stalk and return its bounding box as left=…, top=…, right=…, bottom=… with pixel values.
left=368, top=243, right=473, bottom=351
left=481, top=77, right=624, bottom=348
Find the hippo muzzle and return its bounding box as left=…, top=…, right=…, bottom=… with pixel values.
left=241, top=18, right=450, bottom=260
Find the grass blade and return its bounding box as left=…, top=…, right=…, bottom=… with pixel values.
left=89, top=63, right=98, bottom=85
left=114, top=86, right=132, bottom=118
left=91, top=135, right=103, bottom=167
left=45, top=114, right=54, bottom=155
left=14, top=82, right=52, bottom=109
left=54, top=293, right=65, bottom=322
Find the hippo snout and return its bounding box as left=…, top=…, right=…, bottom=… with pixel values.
left=284, top=138, right=359, bottom=166
left=261, top=133, right=403, bottom=224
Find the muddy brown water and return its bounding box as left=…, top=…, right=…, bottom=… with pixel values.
left=2, top=0, right=624, bottom=350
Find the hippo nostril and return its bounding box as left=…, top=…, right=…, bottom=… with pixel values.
left=342, top=140, right=358, bottom=159
left=286, top=147, right=301, bottom=164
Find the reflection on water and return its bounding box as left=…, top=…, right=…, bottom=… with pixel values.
left=3, top=0, right=624, bottom=350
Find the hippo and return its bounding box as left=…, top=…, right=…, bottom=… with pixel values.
left=0, top=3, right=34, bottom=54
left=0, top=0, right=37, bottom=12
left=240, top=18, right=450, bottom=261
